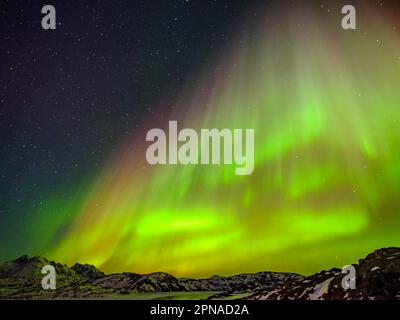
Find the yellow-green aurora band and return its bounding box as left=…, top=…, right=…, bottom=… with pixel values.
left=34, top=3, right=400, bottom=277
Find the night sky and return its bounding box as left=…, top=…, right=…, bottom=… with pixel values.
left=1, top=0, right=256, bottom=257
left=1, top=0, right=400, bottom=277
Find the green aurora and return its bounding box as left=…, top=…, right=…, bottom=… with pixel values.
left=28, top=2, right=400, bottom=277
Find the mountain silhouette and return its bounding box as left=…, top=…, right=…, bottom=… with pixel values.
left=1, top=248, right=399, bottom=300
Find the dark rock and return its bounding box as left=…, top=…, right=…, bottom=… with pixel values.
left=246, top=247, right=400, bottom=300
left=71, top=263, right=105, bottom=280
left=2, top=247, right=400, bottom=300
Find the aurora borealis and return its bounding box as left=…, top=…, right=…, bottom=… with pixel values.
left=2, top=0, right=400, bottom=278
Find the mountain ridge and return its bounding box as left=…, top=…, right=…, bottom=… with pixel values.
left=0, top=255, right=301, bottom=299
left=1, top=247, right=400, bottom=300
left=244, top=247, right=400, bottom=300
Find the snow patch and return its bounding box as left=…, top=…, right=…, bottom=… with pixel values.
left=260, top=290, right=278, bottom=300
left=308, top=277, right=334, bottom=300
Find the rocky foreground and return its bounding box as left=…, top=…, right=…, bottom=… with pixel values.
left=0, top=247, right=400, bottom=300
left=245, top=247, right=400, bottom=300
left=0, top=255, right=300, bottom=299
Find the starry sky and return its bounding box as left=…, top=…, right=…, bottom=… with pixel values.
left=1, top=0, right=400, bottom=277
left=0, top=0, right=252, bottom=257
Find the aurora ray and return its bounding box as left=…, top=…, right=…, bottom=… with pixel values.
left=30, top=2, right=400, bottom=277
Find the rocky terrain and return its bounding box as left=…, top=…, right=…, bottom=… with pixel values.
left=0, top=255, right=300, bottom=299
left=1, top=247, right=400, bottom=300
left=245, top=247, right=400, bottom=300
left=181, top=272, right=302, bottom=292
